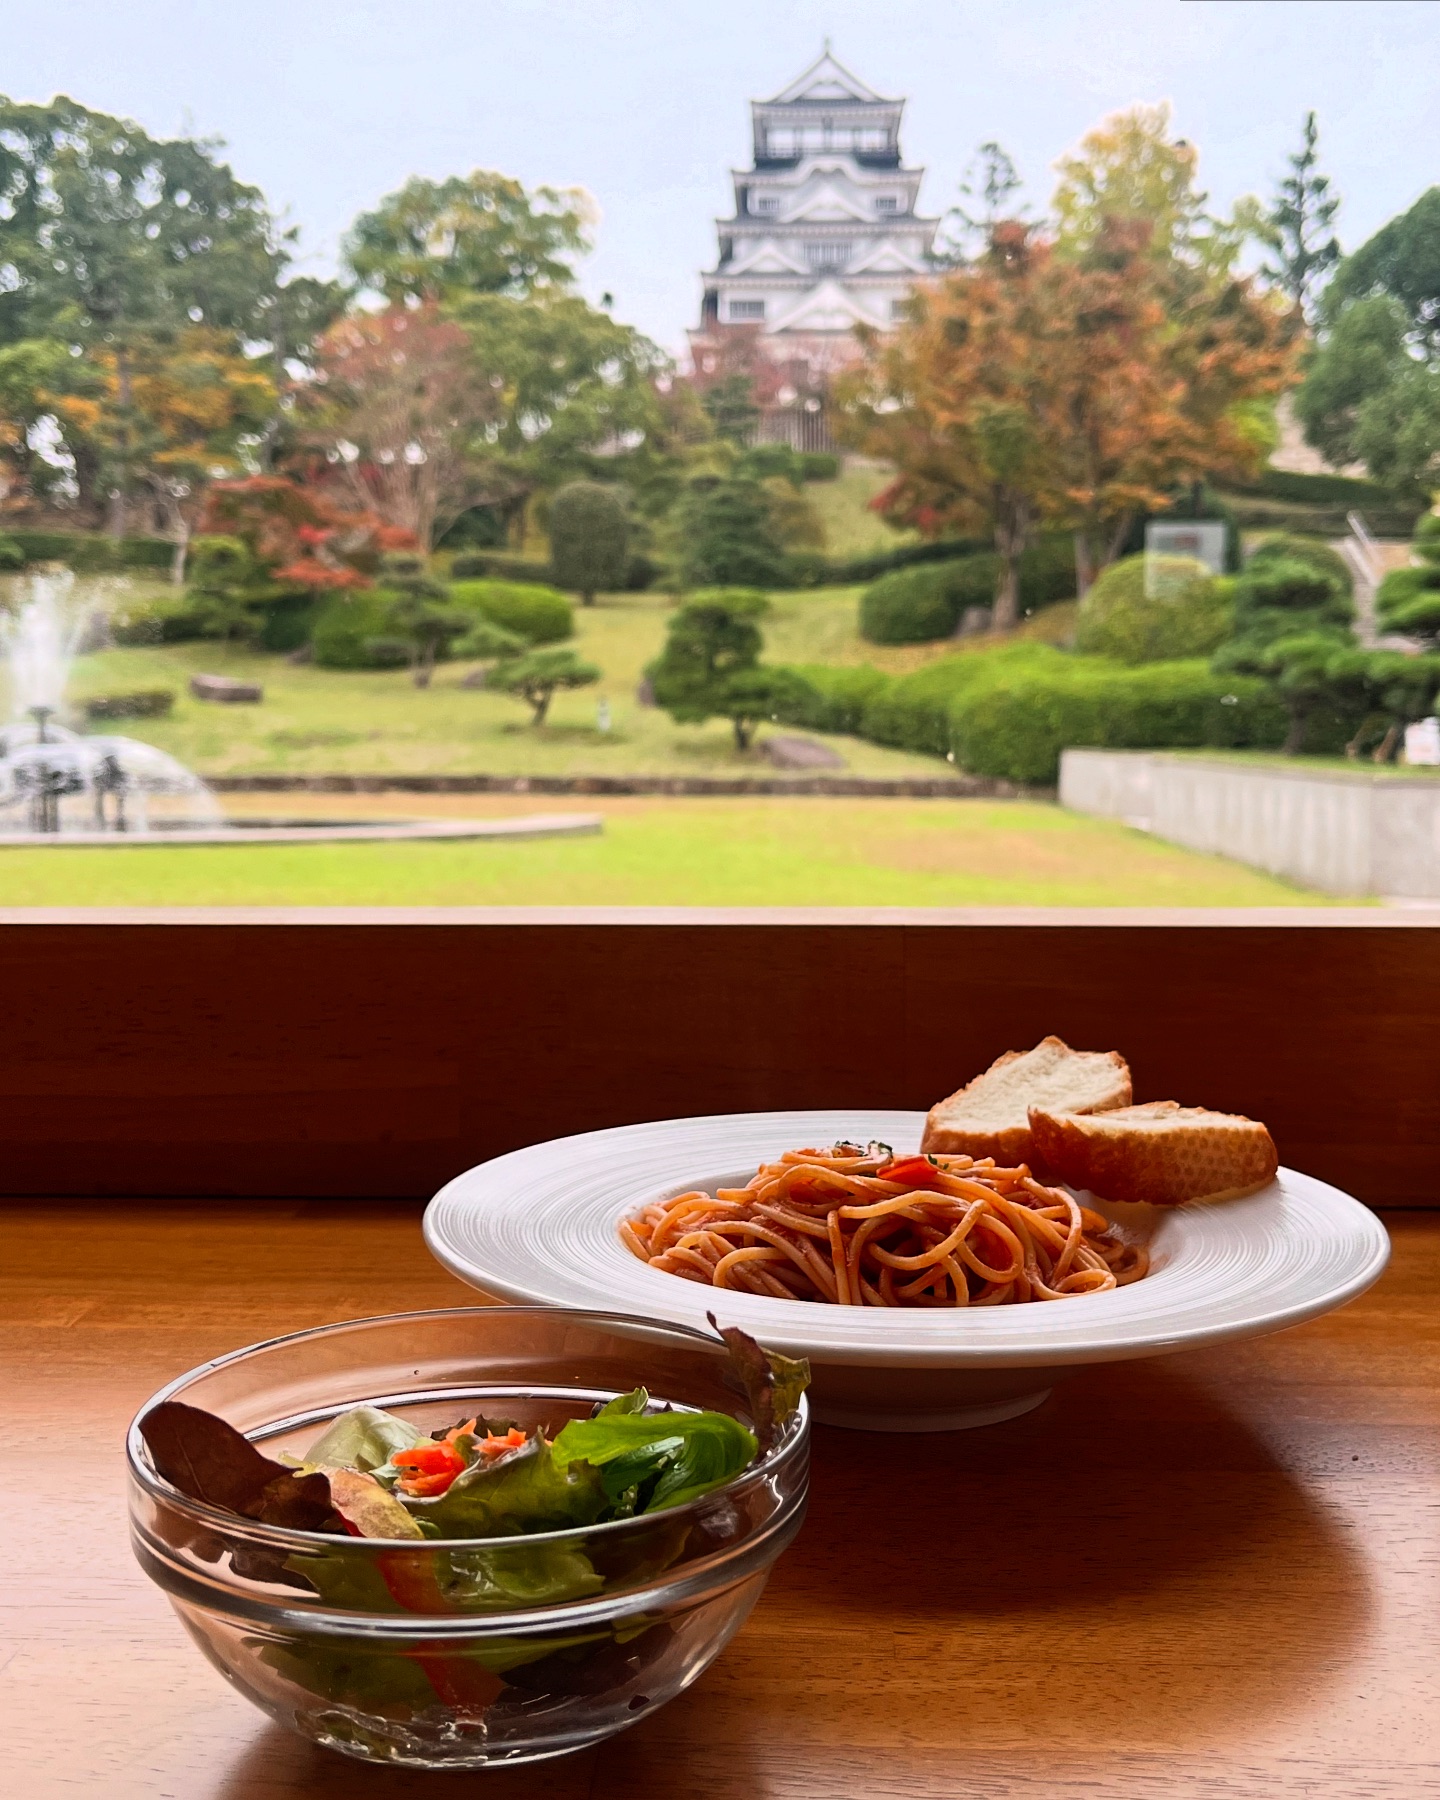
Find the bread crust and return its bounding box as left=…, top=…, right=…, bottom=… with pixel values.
left=1028, top=1103, right=1278, bottom=1207
left=921, top=1035, right=1131, bottom=1166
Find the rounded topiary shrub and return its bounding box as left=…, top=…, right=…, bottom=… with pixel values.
left=449, top=579, right=574, bottom=644
left=1246, top=532, right=1354, bottom=596
left=861, top=564, right=977, bottom=644
left=1074, top=554, right=1232, bottom=664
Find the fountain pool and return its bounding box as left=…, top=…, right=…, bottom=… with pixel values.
left=0, top=569, right=600, bottom=848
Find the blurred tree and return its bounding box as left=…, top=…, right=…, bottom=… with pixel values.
left=1262, top=112, right=1341, bottom=319
left=0, top=96, right=338, bottom=523
left=302, top=303, right=498, bottom=552
left=486, top=646, right=601, bottom=724
left=671, top=474, right=789, bottom=590
left=344, top=172, right=594, bottom=303
left=1296, top=293, right=1440, bottom=498
left=1053, top=104, right=1212, bottom=264
left=938, top=140, right=1025, bottom=262
left=374, top=554, right=476, bottom=687
left=846, top=109, right=1297, bottom=612
left=700, top=374, right=760, bottom=445
left=0, top=95, right=287, bottom=346
left=646, top=588, right=803, bottom=750
left=450, top=292, right=666, bottom=536
left=548, top=480, right=628, bottom=605
left=1327, top=188, right=1440, bottom=354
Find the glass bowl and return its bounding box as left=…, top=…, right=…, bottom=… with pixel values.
left=127, top=1307, right=809, bottom=1769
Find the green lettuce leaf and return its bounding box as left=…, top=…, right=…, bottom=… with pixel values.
left=550, top=1406, right=757, bottom=1513
left=302, top=1404, right=429, bottom=1473
left=406, top=1438, right=610, bottom=1538
left=437, top=1540, right=605, bottom=1610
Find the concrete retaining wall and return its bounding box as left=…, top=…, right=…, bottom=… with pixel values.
left=1060, top=749, right=1440, bottom=898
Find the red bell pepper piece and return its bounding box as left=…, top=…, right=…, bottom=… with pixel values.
left=879, top=1155, right=945, bottom=1191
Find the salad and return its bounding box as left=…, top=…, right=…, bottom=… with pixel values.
left=138, top=1321, right=808, bottom=1727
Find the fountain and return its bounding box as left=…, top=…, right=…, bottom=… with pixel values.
left=0, top=569, right=221, bottom=835
left=0, top=566, right=603, bottom=849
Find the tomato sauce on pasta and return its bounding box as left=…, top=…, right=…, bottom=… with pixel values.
left=621, top=1142, right=1149, bottom=1307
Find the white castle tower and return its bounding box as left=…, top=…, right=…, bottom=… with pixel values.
left=692, top=48, right=939, bottom=359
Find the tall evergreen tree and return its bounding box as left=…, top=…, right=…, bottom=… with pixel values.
left=1264, top=112, right=1341, bottom=318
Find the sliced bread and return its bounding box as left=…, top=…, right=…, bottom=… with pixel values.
left=1028, top=1101, right=1278, bottom=1206
left=920, top=1035, right=1132, bottom=1164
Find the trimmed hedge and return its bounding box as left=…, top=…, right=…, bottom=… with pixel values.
left=951, top=653, right=1287, bottom=785
left=860, top=538, right=1077, bottom=644
left=448, top=579, right=574, bottom=644
left=860, top=562, right=983, bottom=643
left=773, top=664, right=892, bottom=735
left=82, top=689, right=176, bottom=722
left=109, top=590, right=211, bottom=645
left=312, top=590, right=406, bottom=669
left=860, top=646, right=1054, bottom=756
left=9, top=529, right=174, bottom=572
left=313, top=579, right=574, bottom=670
left=1215, top=492, right=1422, bottom=539
left=769, top=643, right=1285, bottom=783
left=449, top=551, right=556, bottom=583
left=1231, top=467, right=1403, bottom=509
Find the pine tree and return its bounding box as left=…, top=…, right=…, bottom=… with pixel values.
left=1265, top=112, right=1341, bottom=318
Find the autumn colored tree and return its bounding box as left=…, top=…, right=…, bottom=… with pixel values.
left=301, top=303, right=499, bottom=553
left=842, top=227, right=1066, bottom=627
left=47, top=329, right=276, bottom=578
left=198, top=474, right=413, bottom=591
left=847, top=108, right=1297, bottom=613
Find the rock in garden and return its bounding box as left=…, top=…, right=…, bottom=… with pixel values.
left=760, top=735, right=845, bottom=770
left=190, top=674, right=264, bottom=704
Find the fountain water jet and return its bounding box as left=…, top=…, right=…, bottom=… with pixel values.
left=0, top=565, right=603, bottom=849
left=0, top=568, right=221, bottom=834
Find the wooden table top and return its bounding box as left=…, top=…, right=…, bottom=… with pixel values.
left=7, top=1199, right=1438, bottom=1800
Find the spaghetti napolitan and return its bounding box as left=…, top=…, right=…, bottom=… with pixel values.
left=620, top=1142, right=1149, bottom=1307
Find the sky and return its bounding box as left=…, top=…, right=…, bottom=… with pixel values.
left=6, top=0, right=1439, bottom=357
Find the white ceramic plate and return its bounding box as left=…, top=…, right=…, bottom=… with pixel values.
left=424, top=1110, right=1390, bottom=1432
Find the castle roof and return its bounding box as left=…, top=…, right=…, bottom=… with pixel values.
left=759, top=48, right=896, bottom=108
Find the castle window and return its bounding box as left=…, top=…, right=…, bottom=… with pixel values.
left=875, top=196, right=899, bottom=213
left=728, top=299, right=766, bottom=321
left=806, top=241, right=852, bottom=271
left=754, top=196, right=779, bottom=215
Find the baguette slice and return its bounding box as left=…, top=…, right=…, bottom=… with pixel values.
left=1028, top=1101, right=1278, bottom=1207
left=921, top=1036, right=1132, bottom=1164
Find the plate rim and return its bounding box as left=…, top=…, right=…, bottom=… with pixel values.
left=423, top=1108, right=1392, bottom=1369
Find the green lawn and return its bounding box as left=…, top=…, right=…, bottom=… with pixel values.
left=57, top=579, right=974, bottom=779
left=802, top=462, right=919, bottom=559
left=0, top=795, right=1338, bottom=907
